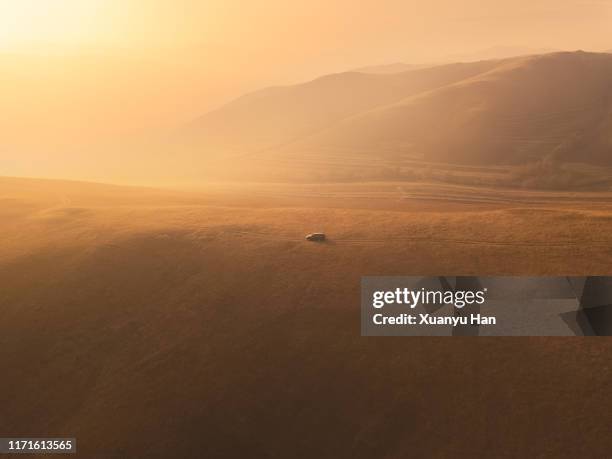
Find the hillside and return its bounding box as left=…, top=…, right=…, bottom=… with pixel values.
left=182, top=60, right=503, bottom=155
left=300, top=51, right=612, bottom=165
left=182, top=52, right=612, bottom=183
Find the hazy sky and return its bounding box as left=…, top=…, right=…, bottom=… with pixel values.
left=1, top=1, right=611, bottom=96
left=0, top=0, right=611, bottom=178
left=1, top=1, right=610, bottom=59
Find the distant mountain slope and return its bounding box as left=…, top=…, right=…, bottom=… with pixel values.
left=351, top=62, right=419, bottom=74
left=296, top=51, right=612, bottom=165
left=182, top=51, right=612, bottom=181
left=443, top=46, right=559, bottom=63
left=182, top=60, right=503, bottom=155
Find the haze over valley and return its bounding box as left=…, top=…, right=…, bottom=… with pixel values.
left=179, top=51, right=612, bottom=187
left=4, top=47, right=611, bottom=188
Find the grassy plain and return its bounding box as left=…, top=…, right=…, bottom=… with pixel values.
left=2, top=176, right=612, bottom=457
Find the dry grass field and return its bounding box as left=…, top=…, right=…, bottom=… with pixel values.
left=2, top=176, right=612, bottom=457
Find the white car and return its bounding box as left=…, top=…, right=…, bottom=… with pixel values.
left=305, top=233, right=326, bottom=242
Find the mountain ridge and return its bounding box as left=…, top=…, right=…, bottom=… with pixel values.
left=180, top=51, right=612, bottom=182
left=295, top=51, right=612, bottom=165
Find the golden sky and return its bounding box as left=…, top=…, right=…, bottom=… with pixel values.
left=1, top=1, right=610, bottom=57
left=0, top=0, right=611, bottom=180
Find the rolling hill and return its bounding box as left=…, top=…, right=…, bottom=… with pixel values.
left=182, top=60, right=504, bottom=155
left=299, top=51, right=612, bottom=165
left=181, top=51, right=612, bottom=182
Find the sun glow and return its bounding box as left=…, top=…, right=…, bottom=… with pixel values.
left=0, top=0, right=115, bottom=50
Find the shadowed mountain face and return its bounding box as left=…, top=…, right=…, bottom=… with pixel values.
left=182, top=51, right=612, bottom=179
left=303, top=52, right=612, bottom=165
left=183, top=60, right=502, bottom=155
